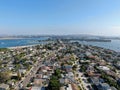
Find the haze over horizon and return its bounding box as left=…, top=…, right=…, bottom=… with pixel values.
left=0, top=0, right=120, bottom=36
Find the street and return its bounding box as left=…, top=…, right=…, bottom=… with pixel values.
left=15, top=60, right=43, bottom=90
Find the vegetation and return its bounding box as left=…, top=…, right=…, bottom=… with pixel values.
left=72, top=65, right=77, bottom=71
left=27, top=83, right=32, bottom=87
left=67, top=61, right=73, bottom=65
left=0, top=71, right=11, bottom=83
left=101, top=71, right=120, bottom=90
left=80, top=64, right=87, bottom=72
left=17, top=71, right=22, bottom=80
left=0, top=48, right=8, bottom=52
left=0, top=61, right=2, bottom=69
left=47, top=69, right=61, bottom=90
left=54, top=69, right=61, bottom=78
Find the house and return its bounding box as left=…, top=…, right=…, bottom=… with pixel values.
left=87, top=69, right=101, bottom=77
left=89, top=77, right=104, bottom=85
left=34, top=78, right=43, bottom=86
left=80, top=60, right=91, bottom=64
left=86, top=51, right=92, bottom=57
left=36, top=74, right=43, bottom=79
left=8, top=65, right=14, bottom=70
left=97, top=83, right=111, bottom=90
left=66, top=84, right=72, bottom=90
left=68, top=72, right=74, bottom=78
left=115, top=61, right=120, bottom=69
left=19, top=68, right=26, bottom=74
left=31, top=86, right=45, bottom=90
left=90, top=77, right=100, bottom=85
left=7, top=81, right=15, bottom=87
left=64, top=65, right=72, bottom=72
left=42, top=75, right=49, bottom=79
left=0, top=84, right=9, bottom=90
left=60, top=84, right=72, bottom=90
left=111, top=87, right=117, bottom=90
left=117, top=78, right=120, bottom=85
left=87, top=66, right=95, bottom=72
left=60, top=78, right=65, bottom=84
left=59, top=78, right=69, bottom=84
left=98, top=66, right=110, bottom=71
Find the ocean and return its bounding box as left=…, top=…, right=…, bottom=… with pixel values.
left=0, top=38, right=120, bottom=52
left=0, top=37, right=48, bottom=48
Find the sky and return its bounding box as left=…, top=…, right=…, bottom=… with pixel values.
left=0, top=0, right=120, bottom=36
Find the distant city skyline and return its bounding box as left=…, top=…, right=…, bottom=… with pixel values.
left=0, top=0, right=120, bottom=36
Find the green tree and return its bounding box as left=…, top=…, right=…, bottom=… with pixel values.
left=48, top=69, right=61, bottom=90
left=0, top=71, right=11, bottom=83
left=54, top=69, right=61, bottom=78
left=72, top=65, right=77, bottom=71
left=48, top=76, right=60, bottom=90
left=17, top=71, right=21, bottom=80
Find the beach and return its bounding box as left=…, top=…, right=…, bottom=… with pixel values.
left=0, top=37, right=23, bottom=40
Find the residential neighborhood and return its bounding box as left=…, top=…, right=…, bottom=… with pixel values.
left=0, top=39, right=120, bottom=90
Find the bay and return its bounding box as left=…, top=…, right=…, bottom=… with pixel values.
left=71, top=40, right=120, bottom=52
left=0, top=37, right=48, bottom=48
left=0, top=38, right=120, bottom=52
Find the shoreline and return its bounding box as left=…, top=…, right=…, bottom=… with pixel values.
left=0, top=41, right=118, bottom=52
left=6, top=43, right=118, bottom=53
left=0, top=38, right=24, bottom=40
left=7, top=44, right=40, bottom=49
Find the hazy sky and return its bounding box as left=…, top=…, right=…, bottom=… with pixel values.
left=0, top=0, right=120, bottom=36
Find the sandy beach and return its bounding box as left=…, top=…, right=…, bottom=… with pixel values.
left=7, top=44, right=40, bottom=49
left=0, top=37, right=23, bottom=40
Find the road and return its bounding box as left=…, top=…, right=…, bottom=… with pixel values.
left=15, top=60, right=43, bottom=90
left=22, top=61, right=42, bottom=87
left=76, top=67, right=92, bottom=90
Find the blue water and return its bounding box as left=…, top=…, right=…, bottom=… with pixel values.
left=0, top=37, right=48, bottom=48
left=0, top=38, right=120, bottom=52
left=72, top=40, right=120, bottom=52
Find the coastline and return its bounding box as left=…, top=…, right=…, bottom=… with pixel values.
left=0, top=37, right=23, bottom=40
left=7, top=44, right=40, bottom=49
left=0, top=39, right=119, bottom=52
left=6, top=42, right=118, bottom=53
